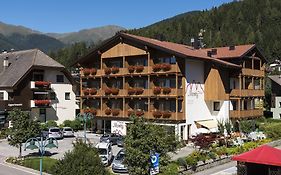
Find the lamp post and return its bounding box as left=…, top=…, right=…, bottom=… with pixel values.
left=76, top=111, right=94, bottom=143
left=24, top=136, right=58, bottom=175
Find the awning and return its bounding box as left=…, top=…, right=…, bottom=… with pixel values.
left=196, top=119, right=217, bottom=129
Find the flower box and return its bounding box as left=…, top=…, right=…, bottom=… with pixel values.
left=83, top=89, right=90, bottom=96
left=89, top=88, right=97, bottom=95
left=83, top=68, right=91, bottom=76
left=152, top=64, right=162, bottom=72
left=111, top=66, right=119, bottom=74
left=111, top=88, right=119, bottom=95
left=104, top=68, right=111, bottom=75
left=128, top=65, right=135, bottom=73
left=153, top=110, right=162, bottom=118
left=162, top=87, right=171, bottom=94
left=161, top=63, right=172, bottom=71
left=34, top=100, right=50, bottom=106
left=162, top=111, right=172, bottom=118
left=90, top=68, right=97, bottom=75
left=136, top=110, right=144, bottom=117
left=135, top=88, right=144, bottom=95
left=153, top=87, right=161, bottom=95
left=105, top=108, right=111, bottom=115
left=104, top=88, right=112, bottom=95
left=89, top=108, right=97, bottom=115
left=128, top=88, right=136, bottom=95
left=135, top=65, right=144, bottom=73
left=112, top=109, right=120, bottom=116
left=35, top=81, right=51, bottom=88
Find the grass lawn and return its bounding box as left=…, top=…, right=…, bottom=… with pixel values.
left=9, top=156, right=58, bottom=174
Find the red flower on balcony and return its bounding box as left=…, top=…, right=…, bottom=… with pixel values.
left=35, top=81, right=51, bottom=88
left=135, top=65, right=144, bottom=73
left=83, top=89, right=90, bottom=96
left=111, top=66, right=119, bottom=74
left=89, top=88, right=97, bottom=95
left=34, top=100, right=51, bottom=106
left=105, top=108, right=111, bottom=115
left=136, top=110, right=144, bottom=117
left=112, top=109, right=120, bottom=116
left=104, top=88, right=112, bottom=95
left=162, top=87, right=171, bottom=94
left=128, top=65, right=135, bottom=73
left=161, top=63, right=172, bottom=71
left=162, top=111, right=172, bottom=118
left=153, top=110, right=162, bottom=118
left=153, top=87, right=161, bottom=95
left=90, top=68, right=97, bottom=75
left=104, top=68, right=111, bottom=75
left=127, top=110, right=134, bottom=116
left=152, top=64, right=162, bottom=72
left=128, top=88, right=136, bottom=95
left=135, top=88, right=144, bottom=95
left=111, top=88, right=119, bottom=95
left=82, top=68, right=91, bottom=76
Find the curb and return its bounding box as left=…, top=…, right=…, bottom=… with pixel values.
left=4, top=157, right=51, bottom=175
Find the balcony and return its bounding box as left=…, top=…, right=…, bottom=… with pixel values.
left=230, top=89, right=264, bottom=97
left=151, top=87, right=183, bottom=97
left=230, top=109, right=263, bottom=119
left=102, top=108, right=123, bottom=118
left=30, top=81, right=51, bottom=90
left=242, top=68, right=264, bottom=77
left=150, top=64, right=179, bottom=74
left=31, top=100, right=51, bottom=108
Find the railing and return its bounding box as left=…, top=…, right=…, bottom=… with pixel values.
left=242, top=68, right=264, bottom=77
left=30, top=81, right=51, bottom=89
left=230, top=89, right=264, bottom=97
left=230, top=109, right=263, bottom=119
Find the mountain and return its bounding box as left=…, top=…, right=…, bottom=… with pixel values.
left=129, top=0, right=281, bottom=63
left=47, top=25, right=126, bottom=45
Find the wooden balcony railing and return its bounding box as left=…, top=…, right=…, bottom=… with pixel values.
left=230, top=109, right=263, bottom=119
left=242, top=68, right=265, bottom=77
left=230, top=89, right=264, bottom=97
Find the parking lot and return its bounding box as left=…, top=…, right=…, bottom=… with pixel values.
left=0, top=131, right=123, bottom=173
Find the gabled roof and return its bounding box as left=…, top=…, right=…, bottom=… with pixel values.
left=268, top=75, right=281, bottom=86
left=232, top=145, right=281, bottom=166
left=0, top=49, right=65, bottom=88
left=75, top=32, right=242, bottom=68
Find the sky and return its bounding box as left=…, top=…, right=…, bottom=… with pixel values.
left=0, top=0, right=233, bottom=33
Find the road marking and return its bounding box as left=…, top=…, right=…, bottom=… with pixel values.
left=0, top=162, right=38, bottom=175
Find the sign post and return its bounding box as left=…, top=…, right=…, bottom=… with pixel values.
left=150, top=152, right=160, bottom=175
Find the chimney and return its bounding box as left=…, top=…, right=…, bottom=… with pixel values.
left=3, top=56, right=9, bottom=68
left=229, top=45, right=235, bottom=50
left=211, top=49, right=217, bottom=55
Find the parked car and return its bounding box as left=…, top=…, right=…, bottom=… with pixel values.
left=100, top=133, right=122, bottom=145
left=42, top=127, right=63, bottom=139
left=95, top=142, right=113, bottom=166
left=62, top=127, right=74, bottom=137
left=112, top=149, right=128, bottom=173
left=117, top=136, right=124, bottom=147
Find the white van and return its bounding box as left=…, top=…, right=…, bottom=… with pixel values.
left=95, top=142, right=113, bottom=166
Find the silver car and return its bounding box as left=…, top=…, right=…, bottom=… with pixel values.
left=45, top=127, right=63, bottom=139
left=112, top=149, right=128, bottom=173
left=62, top=127, right=74, bottom=137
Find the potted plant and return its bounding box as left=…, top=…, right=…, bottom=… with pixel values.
left=127, top=110, right=134, bottom=116
left=104, top=68, right=111, bottom=75
left=105, top=108, right=111, bottom=115
left=111, top=87, right=119, bottom=95
left=161, top=63, right=172, bottom=71
left=162, top=87, right=171, bottom=94
left=153, top=110, right=162, bottom=118
left=89, top=88, right=97, bottom=95
left=111, top=66, right=119, bottom=74
left=128, top=87, right=136, bottom=95
left=104, top=88, right=112, bottom=95
left=162, top=111, right=172, bottom=118
left=35, top=81, right=51, bottom=88
left=135, top=65, right=144, bottom=73
left=128, top=65, right=135, bottom=73
left=83, top=68, right=91, bottom=76
left=153, top=86, right=161, bottom=95
left=90, top=68, right=97, bottom=75
left=112, top=109, right=120, bottom=116
left=135, top=87, right=144, bottom=95
left=83, top=89, right=90, bottom=96
left=152, top=64, right=162, bottom=72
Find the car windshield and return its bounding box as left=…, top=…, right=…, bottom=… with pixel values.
left=64, top=128, right=72, bottom=131
left=50, top=129, right=60, bottom=132
left=102, top=134, right=109, bottom=138
left=116, top=152, right=125, bottom=161
left=98, top=148, right=107, bottom=155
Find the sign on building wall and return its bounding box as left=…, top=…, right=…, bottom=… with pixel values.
left=111, top=120, right=127, bottom=135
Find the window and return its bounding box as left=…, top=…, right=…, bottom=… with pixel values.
left=40, top=109, right=46, bottom=122
left=50, top=92, right=56, bottom=100
left=0, top=92, right=4, bottom=100
left=279, top=102, right=281, bottom=108
left=213, top=102, right=220, bottom=111
left=8, top=92, right=14, bottom=100
left=56, top=75, right=64, bottom=83
left=65, top=92, right=70, bottom=100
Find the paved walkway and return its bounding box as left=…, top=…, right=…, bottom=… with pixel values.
left=193, top=161, right=237, bottom=175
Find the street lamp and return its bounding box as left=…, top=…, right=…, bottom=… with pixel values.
left=24, top=136, right=58, bottom=175
left=76, top=111, right=94, bottom=143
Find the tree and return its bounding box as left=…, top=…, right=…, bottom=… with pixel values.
left=7, top=108, right=40, bottom=158
left=125, top=116, right=179, bottom=175
left=52, top=139, right=109, bottom=175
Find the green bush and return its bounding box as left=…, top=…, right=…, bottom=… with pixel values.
left=177, top=157, right=188, bottom=170
left=63, top=119, right=82, bottom=131
left=0, top=129, right=7, bottom=139
left=46, top=120, right=58, bottom=128
left=260, top=122, right=281, bottom=140
left=240, top=120, right=256, bottom=134
left=52, top=139, right=109, bottom=175
left=159, top=162, right=179, bottom=175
